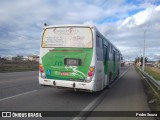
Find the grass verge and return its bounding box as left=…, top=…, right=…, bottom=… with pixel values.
left=145, top=66, right=160, bottom=81
left=0, top=61, right=38, bottom=73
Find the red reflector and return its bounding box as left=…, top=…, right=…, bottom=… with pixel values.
left=88, top=71, right=93, bottom=76
left=40, top=69, right=44, bottom=73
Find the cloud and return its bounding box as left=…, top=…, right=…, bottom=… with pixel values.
left=121, top=4, right=160, bottom=27
left=98, top=4, right=160, bottom=61
left=0, top=0, right=159, bottom=61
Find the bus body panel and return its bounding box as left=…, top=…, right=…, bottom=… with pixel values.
left=39, top=25, right=122, bottom=92
left=39, top=77, right=95, bottom=91
left=95, top=61, right=104, bottom=91
left=41, top=48, right=93, bottom=80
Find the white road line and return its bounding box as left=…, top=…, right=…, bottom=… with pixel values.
left=72, top=67, right=130, bottom=120
left=0, top=90, right=38, bottom=102
left=119, top=66, right=131, bottom=79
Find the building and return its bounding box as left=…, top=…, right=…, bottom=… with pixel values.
left=2, top=56, right=13, bottom=61
left=28, top=55, right=39, bottom=62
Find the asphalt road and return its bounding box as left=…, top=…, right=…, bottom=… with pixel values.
left=0, top=71, right=42, bottom=99
left=0, top=66, right=155, bottom=120
left=87, top=66, right=155, bottom=120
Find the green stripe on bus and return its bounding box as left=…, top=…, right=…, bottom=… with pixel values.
left=42, top=48, right=93, bottom=80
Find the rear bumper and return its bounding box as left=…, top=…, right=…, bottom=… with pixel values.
left=39, top=77, right=95, bottom=91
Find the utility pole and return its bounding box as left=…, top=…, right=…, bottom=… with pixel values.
left=142, top=30, right=146, bottom=71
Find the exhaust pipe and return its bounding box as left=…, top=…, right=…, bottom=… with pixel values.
left=73, top=83, right=76, bottom=88
left=53, top=81, right=56, bottom=86
left=73, top=83, right=77, bottom=91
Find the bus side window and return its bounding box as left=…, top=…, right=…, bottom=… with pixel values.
left=96, top=36, right=100, bottom=48
left=116, top=51, right=118, bottom=61
left=96, top=36, right=103, bottom=48
left=96, top=36, right=103, bottom=60
left=103, top=45, right=108, bottom=62
left=110, top=46, right=112, bottom=53
left=108, top=44, right=112, bottom=60
left=113, top=50, right=116, bottom=62
left=118, top=52, right=120, bottom=61
left=99, top=38, right=103, bottom=49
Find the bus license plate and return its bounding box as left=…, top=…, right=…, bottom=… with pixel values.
left=60, top=72, right=69, bottom=76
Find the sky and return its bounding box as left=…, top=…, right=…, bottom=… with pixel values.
left=0, top=0, right=160, bottom=61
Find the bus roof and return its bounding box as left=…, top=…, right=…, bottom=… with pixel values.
left=43, top=24, right=95, bottom=29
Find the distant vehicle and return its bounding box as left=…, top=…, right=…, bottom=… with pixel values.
left=39, top=24, right=122, bottom=92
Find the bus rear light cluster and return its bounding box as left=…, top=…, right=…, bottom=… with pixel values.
left=88, top=67, right=94, bottom=77
left=39, top=64, right=46, bottom=78
left=88, top=71, right=93, bottom=77
left=40, top=68, right=44, bottom=73
left=39, top=64, right=44, bottom=72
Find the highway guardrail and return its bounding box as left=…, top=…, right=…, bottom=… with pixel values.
left=137, top=67, right=160, bottom=90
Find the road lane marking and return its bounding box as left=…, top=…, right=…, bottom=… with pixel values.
left=0, top=90, right=38, bottom=102
left=72, top=66, right=130, bottom=120
left=119, top=66, right=131, bottom=79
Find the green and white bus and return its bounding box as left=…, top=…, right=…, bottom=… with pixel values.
left=39, top=25, right=122, bottom=92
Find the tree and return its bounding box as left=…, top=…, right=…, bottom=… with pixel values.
left=13, top=55, right=23, bottom=61
left=135, top=56, right=148, bottom=66
left=140, top=56, right=148, bottom=65
left=135, top=57, right=140, bottom=63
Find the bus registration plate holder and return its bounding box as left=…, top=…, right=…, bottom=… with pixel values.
left=60, top=72, right=69, bottom=76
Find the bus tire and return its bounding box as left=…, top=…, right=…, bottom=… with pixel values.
left=107, top=73, right=112, bottom=89
left=116, top=69, right=120, bottom=80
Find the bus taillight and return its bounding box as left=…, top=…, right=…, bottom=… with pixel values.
left=88, top=71, right=93, bottom=76
left=40, top=68, right=44, bottom=73
left=39, top=64, right=44, bottom=73
left=89, top=67, right=94, bottom=72
left=39, top=64, right=46, bottom=78
left=88, top=66, right=94, bottom=77
left=39, top=64, right=43, bottom=69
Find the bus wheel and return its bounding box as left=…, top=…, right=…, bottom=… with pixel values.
left=107, top=73, right=112, bottom=89
left=118, top=69, right=120, bottom=75
left=116, top=69, right=120, bottom=80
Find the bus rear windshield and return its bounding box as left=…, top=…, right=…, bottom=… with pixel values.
left=42, top=27, right=93, bottom=48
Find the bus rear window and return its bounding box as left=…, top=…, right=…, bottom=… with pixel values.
left=42, top=27, right=93, bottom=48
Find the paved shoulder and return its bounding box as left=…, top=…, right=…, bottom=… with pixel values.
left=87, top=66, right=155, bottom=120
